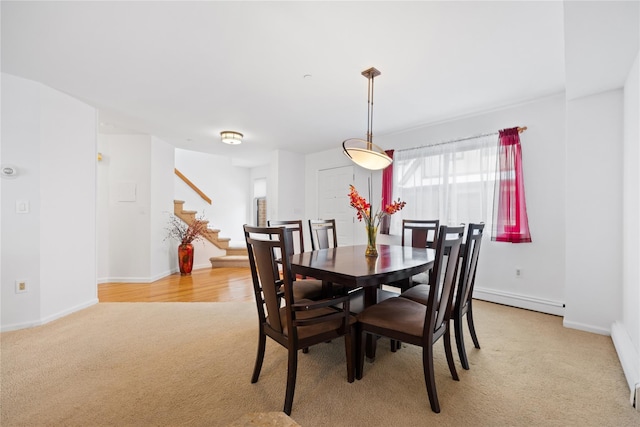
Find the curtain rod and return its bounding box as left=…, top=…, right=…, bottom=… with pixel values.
left=396, top=125, right=527, bottom=153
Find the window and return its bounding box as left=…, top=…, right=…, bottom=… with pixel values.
left=392, top=134, right=498, bottom=231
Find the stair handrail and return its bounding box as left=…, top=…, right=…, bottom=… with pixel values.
left=174, top=168, right=212, bottom=205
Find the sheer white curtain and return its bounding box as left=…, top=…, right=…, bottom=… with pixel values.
left=392, top=134, right=498, bottom=232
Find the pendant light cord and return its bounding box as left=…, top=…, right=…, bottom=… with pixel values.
left=366, top=71, right=375, bottom=147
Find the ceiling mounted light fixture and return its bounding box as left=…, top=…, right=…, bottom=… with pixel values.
left=220, top=131, right=243, bottom=145
left=342, top=67, right=392, bottom=170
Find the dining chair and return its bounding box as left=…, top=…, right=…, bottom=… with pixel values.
left=355, top=225, right=465, bottom=413
left=402, top=219, right=440, bottom=249
left=308, top=219, right=338, bottom=250
left=243, top=224, right=356, bottom=416
left=307, top=218, right=348, bottom=298
left=400, top=223, right=485, bottom=370
left=268, top=219, right=325, bottom=301
left=268, top=219, right=307, bottom=253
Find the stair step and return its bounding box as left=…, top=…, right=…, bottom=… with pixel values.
left=210, top=255, right=249, bottom=268
left=173, top=200, right=231, bottom=251
left=226, top=246, right=248, bottom=256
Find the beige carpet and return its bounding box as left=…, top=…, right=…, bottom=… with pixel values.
left=1, top=300, right=638, bottom=427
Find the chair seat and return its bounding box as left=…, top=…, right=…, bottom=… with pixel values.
left=399, top=284, right=430, bottom=305
left=411, top=272, right=430, bottom=284
left=347, top=287, right=398, bottom=314
left=357, top=297, right=426, bottom=338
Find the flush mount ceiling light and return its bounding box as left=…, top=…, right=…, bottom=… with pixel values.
left=220, top=131, right=243, bottom=145
left=342, top=67, right=392, bottom=170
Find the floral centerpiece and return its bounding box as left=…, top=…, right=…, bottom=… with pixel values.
left=165, top=212, right=208, bottom=275
left=348, top=184, right=406, bottom=257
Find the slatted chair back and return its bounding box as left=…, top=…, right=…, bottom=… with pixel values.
left=456, top=223, right=484, bottom=315
left=402, top=219, right=440, bottom=249
left=268, top=220, right=306, bottom=255
left=453, top=222, right=485, bottom=370
left=308, top=219, right=338, bottom=250
left=423, top=225, right=464, bottom=345
left=245, top=225, right=289, bottom=334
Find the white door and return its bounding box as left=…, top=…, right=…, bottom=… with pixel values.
left=317, top=166, right=357, bottom=246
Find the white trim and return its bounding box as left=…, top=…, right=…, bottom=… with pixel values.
left=562, top=319, right=611, bottom=336
left=1, top=299, right=98, bottom=332
left=473, top=286, right=565, bottom=316
left=611, top=321, right=640, bottom=405
left=96, top=269, right=180, bottom=284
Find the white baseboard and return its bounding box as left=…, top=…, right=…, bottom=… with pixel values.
left=611, top=321, right=640, bottom=405
left=97, top=269, right=177, bottom=284
left=473, top=286, right=565, bottom=316
left=562, top=319, right=611, bottom=335
left=1, top=298, right=99, bottom=332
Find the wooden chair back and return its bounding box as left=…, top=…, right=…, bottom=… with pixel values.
left=402, top=219, right=440, bottom=249
left=423, top=225, right=464, bottom=344
left=456, top=223, right=484, bottom=315
left=268, top=220, right=306, bottom=255
left=245, top=225, right=289, bottom=335
left=308, top=219, right=338, bottom=250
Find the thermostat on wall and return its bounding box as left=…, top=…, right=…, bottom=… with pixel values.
left=1, top=164, right=18, bottom=178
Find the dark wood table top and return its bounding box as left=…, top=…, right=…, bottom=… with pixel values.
left=290, top=244, right=436, bottom=290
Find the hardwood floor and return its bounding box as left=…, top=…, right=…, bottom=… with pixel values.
left=98, top=267, right=254, bottom=303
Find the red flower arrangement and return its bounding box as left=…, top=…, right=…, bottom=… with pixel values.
left=348, top=184, right=405, bottom=256
left=349, top=184, right=405, bottom=226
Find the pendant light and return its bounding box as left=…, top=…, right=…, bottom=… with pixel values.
left=342, top=67, right=392, bottom=170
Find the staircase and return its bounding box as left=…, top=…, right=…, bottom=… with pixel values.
left=173, top=200, right=249, bottom=268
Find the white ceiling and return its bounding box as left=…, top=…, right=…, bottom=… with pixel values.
left=0, top=1, right=595, bottom=167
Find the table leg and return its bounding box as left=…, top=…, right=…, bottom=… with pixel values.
left=364, top=286, right=378, bottom=361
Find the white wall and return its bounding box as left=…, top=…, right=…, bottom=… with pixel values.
left=1, top=73, right=97, bottom=331
left=97, top=134, right=176, bottom=282
left=564, top=90, right=624, bottom=334
left=250, top=164, right=269, bottom=226
left=150, top=136, right=176, bottom=278
left=270, top=150, right=306, bottom=222
left=612, top=50, right=640, bottom=397
left=101, top=135, right=153, bottom=281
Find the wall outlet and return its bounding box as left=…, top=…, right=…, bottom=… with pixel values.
left=15, top=280, right=27, bottom=293
left=515, top=268, right=522, bottom=278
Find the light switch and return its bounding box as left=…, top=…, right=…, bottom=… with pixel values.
left=16, top=200, right=29, bottom=213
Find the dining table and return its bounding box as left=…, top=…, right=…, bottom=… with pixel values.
left=290, top=244, right=436, bottom=360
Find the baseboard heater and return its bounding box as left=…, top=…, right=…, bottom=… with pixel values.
left=473, top=287, right=565, bottom=316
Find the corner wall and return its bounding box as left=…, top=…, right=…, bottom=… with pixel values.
left=564, top=89, right=623, bottom=334
left=612, top=50, right=640, bottom=398
left=1, top=73, right=97, bottom=331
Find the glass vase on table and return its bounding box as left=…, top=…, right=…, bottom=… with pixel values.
left=365, top=223, right=378, bottom=257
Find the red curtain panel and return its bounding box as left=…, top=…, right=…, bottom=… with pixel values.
left=492, top=128, right=532, bottom=243
left=380, top=149, right=394, bottom=234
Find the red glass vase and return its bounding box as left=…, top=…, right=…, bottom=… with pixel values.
left=178, top=243, right=194, bottom=276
